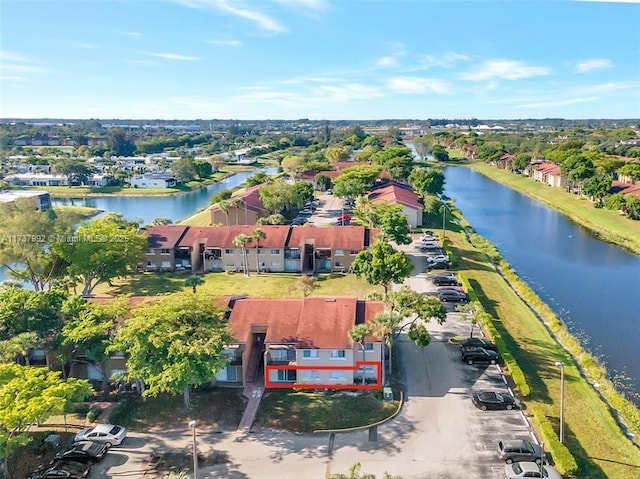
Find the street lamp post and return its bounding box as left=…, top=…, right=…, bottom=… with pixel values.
left=441, top=203, right=446, bottom=240
left=189, top=420, right=198, bottom=479
left=554, top=362, right=565, bottom=443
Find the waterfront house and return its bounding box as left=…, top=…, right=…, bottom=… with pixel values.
left=0, top=190, right=51, bottom=210
left=3, top=173, right=108, bottom=187
left=494, top=153, right=515, bottom=170
left=217, top=296, right=384, bottom=389
left=368, top=181, right=423, bottom=228
left=129, top=173, right=177, bottom=188
left=141, top=224, right=190, bottom=272
left=210, top=185, right=269, bottom=226
left=531, top=162, right=567, bottom=188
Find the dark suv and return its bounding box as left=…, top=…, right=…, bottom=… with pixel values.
left=438, top=290, right=469, bottom=303
left=432, top=275, right=458, bottom=286
left=497, top=439, right=543, bottom=464
left=459, top=337, right=498, bottom=351
left=460, top=346, right=499, bottom=365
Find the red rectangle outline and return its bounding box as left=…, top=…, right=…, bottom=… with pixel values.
left=264, top=361, right=381, bottom=390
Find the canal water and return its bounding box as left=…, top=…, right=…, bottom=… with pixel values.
left=444, top=166, right=640, bottom=397
left=51, top=167, right=279, bottom=225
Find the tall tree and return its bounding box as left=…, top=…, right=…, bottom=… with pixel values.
left=0, top=364, right=92, bottom=463
left=582, top=175, right=612, bottom=206
left=409, top=168, right=445, bottom=198
left=348, top=324, right=371, bottom=385
left=106, top=127, right=135, bottom=156
left=250, top=228, right=267, bottom=273
left=110, top=293, right=232, bottom=409
left=0, top=286, right=66, bottom=341
left=218, top=200, right=231, bottom=226
left=350, top=241, right=413, bottom=297
left=171, top=158, right=197, bottom=183
left=54, top=214, right=147, bottom=296
left=412, top=136, right=432, bottom=161
left=291, top=275, right=319, bottom=297
left=52, top=158, right=94, bottom=186
left=232, top=233, right=251, bottom=276
left=281, top=155, right=303, bottom=181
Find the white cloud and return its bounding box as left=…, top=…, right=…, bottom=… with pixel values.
left=516, top=97, right=598, bottom=109
left=149, top=52, right=200, bottom=61
left=387, top=76, right=452, bottom=94
left=0, top=51, right=35, bottom=63
left=0, top=75, right=28, bottom=82
left=417, top=51, right=471, bottom=69
left=272, top=0, right=328, bottom=12
left=576, top=58, right=613, bottom=72
left=207, top=39, right=243, bottom=46
left=376, top=56, right=398, bottom=68
left=172, top=0, right=286, bottom=34
left=459, top=60, right=551, bottom=81
left=121, top=31, right=142, bottom=37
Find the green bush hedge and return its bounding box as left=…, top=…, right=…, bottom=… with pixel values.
left=108, top=398, right=133, bottom=425
left=528, top=403, right=579, bottom=476
left=85, top=405, right=102, bottom=423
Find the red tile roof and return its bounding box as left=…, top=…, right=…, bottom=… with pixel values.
left=178, top=225, right=291, bottom=249
left=368, top=182, right=423, bottom=210
left=227, top=297, right=384, bottom=348
left=287, top=225, right=374, bottom=250
left=144, top=225, right=190, bottom=249
left=209, top=185, right=267, bottom=214
left=535, top=162, right=563, bottom=176
left=611, top=181, right=640, bottom=199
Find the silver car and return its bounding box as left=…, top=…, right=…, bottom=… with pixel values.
left=74, top=423, right=127, bottom=447
left=505, top=462, right=562, bottom=478
left=498, top=439, right=543, bottom=464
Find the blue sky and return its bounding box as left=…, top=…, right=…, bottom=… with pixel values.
left=1, top=0, right=639, bottom=120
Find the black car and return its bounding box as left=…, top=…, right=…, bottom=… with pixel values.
left=432, top=275, right=458, bottom=286
left=438, top=290, right=469, bottom=303
left=28, top=460, right=90, bottom=479
left=459, top=337, right=498, bottom=351
left=472, top=391, right=518, bottom=410
left=460, top=346, right=500, bottom=365
left=55, top=441, right=109, bottom=464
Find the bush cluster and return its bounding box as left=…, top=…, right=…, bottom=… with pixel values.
left=528, top=403, right=579, bottom=476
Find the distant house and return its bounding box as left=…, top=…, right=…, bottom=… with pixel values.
left=494, top=153, right=515, bottom=170
left=368, top=181, right=424, bottom=228
left=531, top=162, right=567, bottom=188
left=210, top=185, right=269, bottom=226
left=129, top=173, right=177, bottom=189
left=141, top=224, right=378, bottom=274
left=3, top=173, right=108, bottom=187
left=218, top=296, right=384, bottom=389
left=0, top=190, right=51, bottom=210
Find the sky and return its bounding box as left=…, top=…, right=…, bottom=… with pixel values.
left=0, top=0, right=639, bottom=120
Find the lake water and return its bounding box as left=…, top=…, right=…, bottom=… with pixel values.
left=444, top=166, right=640, bottom=397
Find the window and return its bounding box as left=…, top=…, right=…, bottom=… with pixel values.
left=364, top=343, right=375, bottom=351
left=160, top=249, right=170, bottom=255
left=330, top=372, right=346, bottom=381
left=270, top=249, right=280, bottom=254
left=277, top=369, right=296, bottom=381
left=225, top=367, right=237, bottom=382
left=271, top=349, right=289, bottom=361
left=302, top=349, right=318, bottom=359
left=334, top=249, right=344, bottom=256
left=302, top=370, right=320, bottom=381
left=335, top=261, right=344, bottom=268
left=350, top=250, right=359, bottom=256
left=146, top=249, right=154, bottom=255
left=330, top=349, right=346, bottom=359
left=224, top=249, right=234, bottom=255
left=258, top=248, right=265, bottom=255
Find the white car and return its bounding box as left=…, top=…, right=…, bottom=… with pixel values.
left=505, top=462, right=562, bottom=479
left=74, top=424, right=127, bottom=447
left=426, top=255, right=449, bottom=263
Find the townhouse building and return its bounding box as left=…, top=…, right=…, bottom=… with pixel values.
left=531, top=162, right=567, bottom=188
left=368, top=181, right=424, bottom=228
left=210, top=185, right=269, bottom=226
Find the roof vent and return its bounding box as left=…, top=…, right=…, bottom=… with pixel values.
left=324, top=298, right=336, bottom=302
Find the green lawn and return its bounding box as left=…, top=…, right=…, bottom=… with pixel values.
left=53, top=205, right=102, bottom=219
left=255, top=390, right=398, bottom=432
left=448, top=230, right=640, bottom=479
left=468, top=162, right=640, bottom=254
left=95, top=271, right=380, bottom=299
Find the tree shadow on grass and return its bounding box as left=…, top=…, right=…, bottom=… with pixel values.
left=111, top=273, right=184, bottom=296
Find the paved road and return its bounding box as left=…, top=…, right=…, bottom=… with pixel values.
left=91, top=235, right=537, bottom=479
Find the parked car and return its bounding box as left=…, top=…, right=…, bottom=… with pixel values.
left=337, top=214, right=352, bottom=222
left=436, top=285, right=465, bottom=293
left=426, top=260, right=451, bottom=271
left=421, top=236, right=439, bottom=243
left=459, top=337, right=497, bottom=351
left=438, top=290, right=469, bottom=303
left=497, top=440, right=543, bottom=464
left=74, top=424, right=127, bottom=447
left=472, top=391, right=518, bottom=410
left=28, top=461, right=90, bottom=479
left=432, top=275, right=458, bottom=286
left=291, top=217, right=308, bottom=225
left=460, top=346, right=500, bottom=365
left=54, top=441, right=109, bottom=464
left=298, top=208, right=313, bottom=216
left=335, top=219, right=351, bottom=226
left=326, top=189, right=332, bottom=195
left=426, top=254, right=450, bottom=263
left=505, top=462, right=562, bottom=479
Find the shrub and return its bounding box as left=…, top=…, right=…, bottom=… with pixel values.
left=108, top=398, right=133, bottom=425
left=86, top=405, right=102, bottom=423
left=528, top=404, right=579, bottom=476
left=73, top=403, right=91, bottom=415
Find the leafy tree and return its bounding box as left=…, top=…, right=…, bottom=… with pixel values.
left=110, top=293, right=232, bottom=409
left=431, top=145, right=450, bottom=162
left=371, top=146, right=413, bottom=179
left=193, top=160, right=213, bottom=179
left=348, top=324, right=371, bottom=385
left=512, top=153, right=532, bottom=172
left=333, top=177, right=367, bottom=200
left=383, top=156, right=414, bottom=181
left=456, top=301, right=491, bottom=338
left=0, top=201, right=74, bottom=290
left=52, top=158, right=93, bottom=186
left=0, top=286, right=66, bottom=340
left=291, top=275, right=320, bottom=297
left=624, top=195, right=640, bottom=219
left=245, top=172, right=269, bottom=187
left=409, top=168, right=445, bottom=198
left=350, top=241, right=413, bottom=297
left=617, top=162, right=640, bottom=182
left=256, top=214, right=286, bottom=225
left=334, top=165, right=382, bottom=192
left=151, top=217, right=173, bottom=226
left=330, top=462, right=402, bottom=479
left=171, top=158, right=197, bottom=183
left=0, top=364, right=92, bottom=461
left=325, top=146, right=349, bottom=165
left=374, top=203, right=412, bottom=245
left=106, top=127, right=135, bottom=156
left=54, top=214, right=147, bottom=296
left=185, top=275, right=204, bottom=293
left=0, top=332, right=39, bottom=365
left=250, top=229, right=266, bottom=274
left=218, top=200, right=232, bottom=225
left=604, top=192, right=626, bottom=212
left=582, top=175, right=612, bottom=206
left=233, top=233, right=251, bottom=276
left=412, top=136, right=432, bottom=161
left=281, top=155, right=303, bottom=180
left=60, top=296, right=130, bottom=394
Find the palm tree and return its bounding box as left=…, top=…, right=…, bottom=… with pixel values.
left=232, top=233, right=251, bottom=276
left=348, top=324, right=371, bottom=385
left=218, top=200, right=231, bottom=226
left=231, top=198, right=243, bottom=225
left=250, top=228, right=266, bottom=273
left=184, top=275, right=204, bottom=293
left=369, top=311, right=402, bottom=381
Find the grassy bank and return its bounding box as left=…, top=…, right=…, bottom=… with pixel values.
left=53, top=205, right=102, bottom=219
left=446, top=225, right=640, bottom=478
left=467, top=162, right=640, bottom=254
left=94, top=271, right=379, bottom=299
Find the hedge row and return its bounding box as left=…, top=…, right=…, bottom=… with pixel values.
left=528, top=403, right=579, bottom=476
left=85, top=405, right=102, bottom=423
left=108, top=398, right=132, bottom=425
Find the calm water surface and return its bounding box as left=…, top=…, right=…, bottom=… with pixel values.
left=444, top=166, right=640, bottom=396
